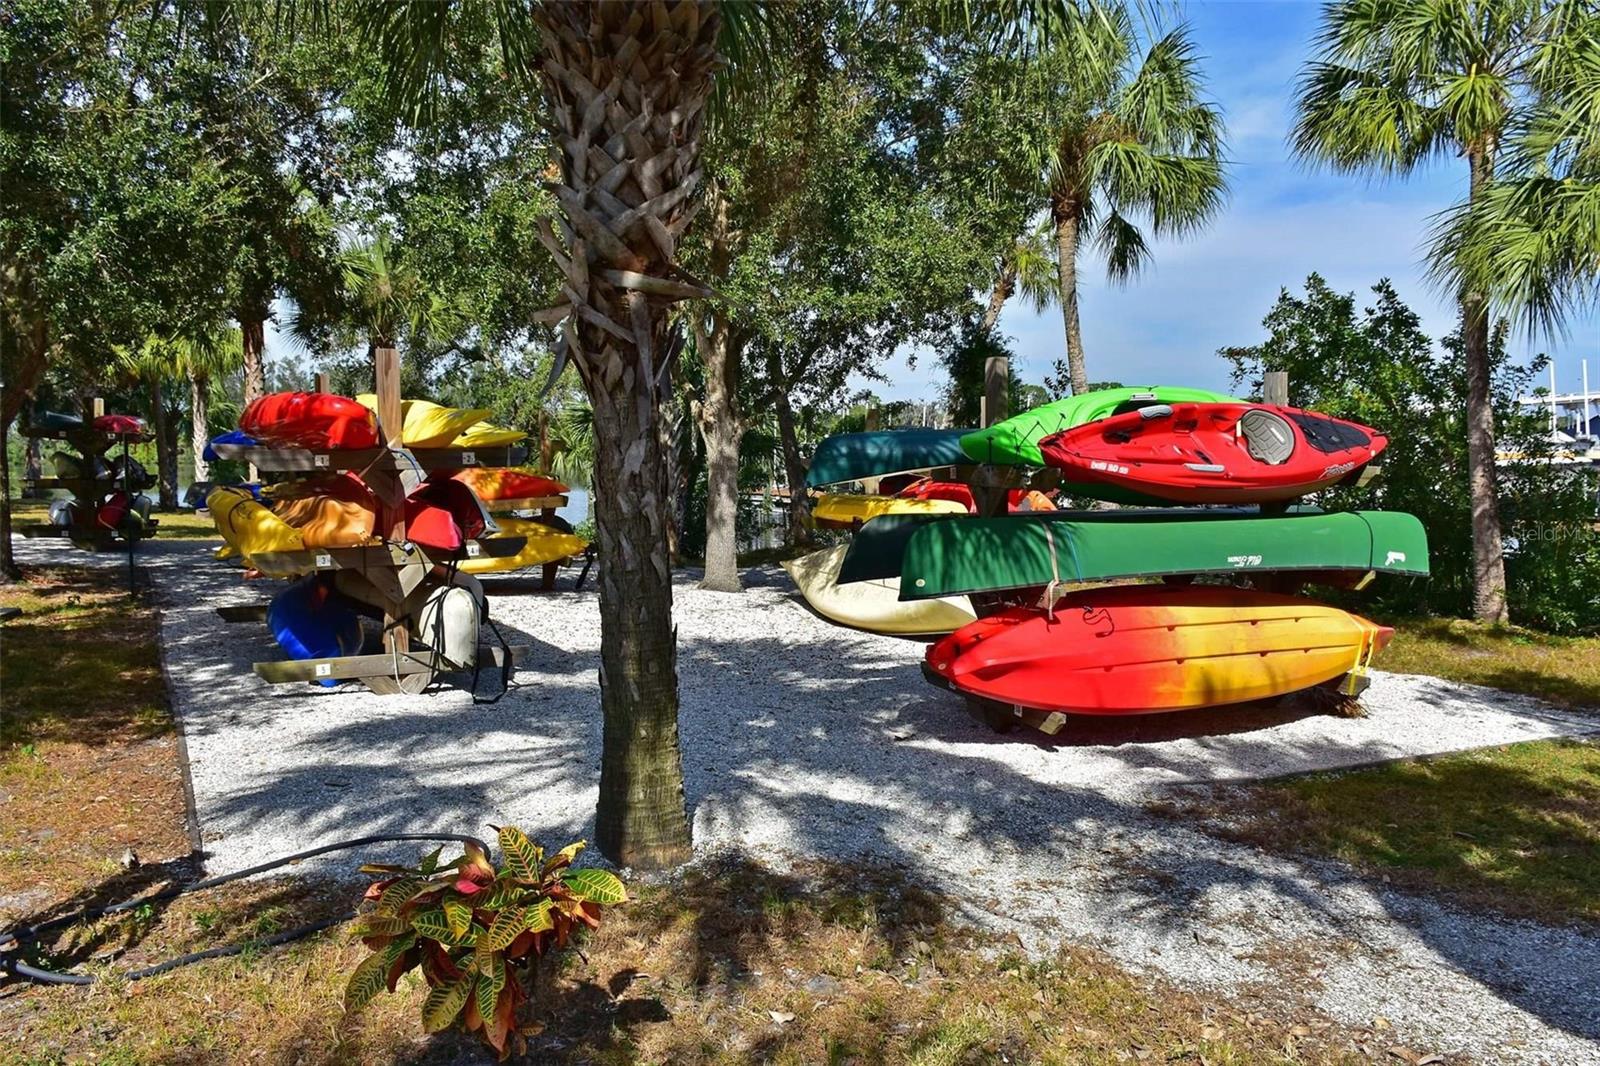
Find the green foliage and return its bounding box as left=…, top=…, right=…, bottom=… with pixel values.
left=345, top=828, right=626, bottom=1061
left=1220, top=275, right=1600, bottom=632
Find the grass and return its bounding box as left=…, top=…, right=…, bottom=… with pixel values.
left=7, top=500, right=220, bottom=540
left=2, top=857, right=1409, bottom=1066
left=1170, top=739, right=1600, bottom=927
left=1376, top=615, right=1600, bottom=709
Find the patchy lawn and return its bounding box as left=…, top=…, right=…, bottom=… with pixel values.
left=1376, top=616, right=1600, bottom=709
left=7, top=501, right=220, bottom=540
left=1167, top=739, right=1600, bottom=927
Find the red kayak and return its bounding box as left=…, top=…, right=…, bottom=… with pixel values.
left=894, top=479, right=1058, bottom=514
left=924, top=585, right=1393, bottom=716
left=451, top=467, right=568, bottom=502
left=241, top=392, right=380, bottom=451
left=1039, top=403, right=1385, bottom=504
left=93, top=414, right=147, bottom=436
left=406, top=479, right=487, bottom=553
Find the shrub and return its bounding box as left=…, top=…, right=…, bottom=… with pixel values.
left=343, top=827, right=626, bottom=1060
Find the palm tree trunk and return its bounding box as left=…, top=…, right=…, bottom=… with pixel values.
left=980, top=265, right=1015, bottom=332
left=533, top=0, right=718, bottom=869
left=149, top=378, right=177, bottom=509
left=771, top=374, right=812, bottom=547
left=1052, top=204, right=1089, bottom=395
left=23, top=435, right=41, bottom=497
left=1, top=412, right=18, bottom=581
left=240, top=306, right=267, bottom=481
left=190, top=372, right=210, bottom=484
left=1463, top=145, right=1508, bottom=623
left=694, top=313, right=743, bottom=593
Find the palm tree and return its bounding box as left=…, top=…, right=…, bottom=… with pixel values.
left=337, top=232, right=461, bottom=356
left=1291, top=0, right=1556, bottom=624
left=1011, top=7, right=1227, bottom=394
left=1428, top=0, right=1600, bottom=339
left=350, top=0, right=1108, bottom=870
left=980, top=217, right=1060, bottom=330
left=170, top=327, right=243, bottom=484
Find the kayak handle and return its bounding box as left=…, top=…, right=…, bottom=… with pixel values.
left=1137, top=404, right=1173, bottom=420
left=1184, top=462, right=1226, bottom=473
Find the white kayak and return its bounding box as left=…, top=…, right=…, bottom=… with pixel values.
left=781, top=543, right=976, bottom=638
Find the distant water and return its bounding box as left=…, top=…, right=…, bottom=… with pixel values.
left=560, top=488, right=590, bottom=526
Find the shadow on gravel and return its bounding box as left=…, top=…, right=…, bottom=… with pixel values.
left=121, top=539, right=1600, bottom=1048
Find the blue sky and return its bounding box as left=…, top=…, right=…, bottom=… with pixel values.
left=870, top=0, right=1600, bottom=405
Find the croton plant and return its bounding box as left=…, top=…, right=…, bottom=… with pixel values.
left=343, top=825, right=627, bottom=1059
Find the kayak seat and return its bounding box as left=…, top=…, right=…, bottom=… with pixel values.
left=1240, top=408, right=1295, bottom=465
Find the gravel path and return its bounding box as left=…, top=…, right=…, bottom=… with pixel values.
left=14, top=536, right=1600, bottom=1063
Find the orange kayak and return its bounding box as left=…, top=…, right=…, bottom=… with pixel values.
left=452, top=467, right=568, bottom=502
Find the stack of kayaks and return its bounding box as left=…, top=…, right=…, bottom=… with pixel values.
left=207, top=389, right=588, bottom=680
left=791, top=385, right=1424, bottom=730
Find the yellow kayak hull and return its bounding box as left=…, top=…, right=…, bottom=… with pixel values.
left=782, top=543, right=976, bottom=637
left=207, top=487, right=305, bottom=576
left=458, top=517, right=588, bottom=574
left=356, top=395, right=492, bottom=448
left=812, top=493, right=967, bottom=528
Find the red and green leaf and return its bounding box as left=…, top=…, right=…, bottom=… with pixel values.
left=542, top=840, right=585, bottom=876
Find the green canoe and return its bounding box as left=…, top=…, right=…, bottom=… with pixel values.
left=959, top=385, right=1240, bottom=467
left=838, top=509, right=1429, bottom=599
left=805, top=428, right=974, bottom=487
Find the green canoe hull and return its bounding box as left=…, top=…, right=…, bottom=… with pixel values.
left=838, top=509, right=1429, bottom=600
left=959, top=385, right=1239, bottom=467
left=805, top=428, right=974, bottom=488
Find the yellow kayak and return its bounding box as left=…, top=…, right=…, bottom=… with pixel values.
left=452, top=421, right=526, bottom=448
left=356, top=395, right=492, bottom=448
left=811, top=493, right=967, bottom=529
left=207, top=487, right=306, bottom=576
left=458, top=517, right=588, bottom=574
left=782, top=543, right=976, bottom=637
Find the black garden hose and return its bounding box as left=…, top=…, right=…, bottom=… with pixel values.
left=0, top=832, right=490, bottom=986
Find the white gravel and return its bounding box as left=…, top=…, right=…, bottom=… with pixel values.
left=14, top=535, right=1600, bottom=1063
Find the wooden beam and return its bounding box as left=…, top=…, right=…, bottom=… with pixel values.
left=984, top=356, right=1009, bottom=427
left=1263, top=370, right=1289, bottom=406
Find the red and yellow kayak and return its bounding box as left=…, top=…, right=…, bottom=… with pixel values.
left=925, top=585, right=1392, bottom=715
left=452, top=467, right=567, bottom=502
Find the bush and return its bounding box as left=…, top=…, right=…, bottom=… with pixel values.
left=344, top=828, right=626, bottom=1060
left=1220, top=274, right=1600, bottom=633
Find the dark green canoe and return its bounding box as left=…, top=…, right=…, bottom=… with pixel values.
left=805, top=428, right=974, bottom=487
left=959, top=385, right=1239, bottom=467
left=839, top=509, right=1429, bottom=599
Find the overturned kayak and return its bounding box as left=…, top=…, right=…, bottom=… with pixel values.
left=961, top=386, right=1238, bottom=467
left=457, top=517, right=587, bottom=574
left=208, top=486, right=305, bottom=573
left=812, top=492, right=968, bottom=529
left=268, top=575, right=364, bottom=687
left=452, top=467, right=567, bottom=502
left=451, top=420, right=526, bottom=448
left=840, top=509, right=1429, bottom=597
left=782, top=543, right=975, bottom=637
left=270, top=473, right=379, bottom=549
left=242, top=392, right=380, bottom=450
left=925, top=585, right=1393, bottom=715
left=355, top=395, right=491, bottom=449
left=806, top=428, right=973, bottom=487
left=1039, top=403, right=1387, bottom=505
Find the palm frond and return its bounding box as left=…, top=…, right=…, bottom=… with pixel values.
left=1095, top=206, right=1150, bottom=283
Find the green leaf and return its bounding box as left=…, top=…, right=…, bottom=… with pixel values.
left=421, top=972, right=473, bottom=1032
left=344, top=949, right=390, bottom=1013
left=476, top=880, right=531, bottom=910
left=354, top=914, right=409, bottom=938
left=543, top=840, right=585, bottom=875
left=442, top=897, right=473, bottom=939
left=479, top=907, right=528, bottom=952
left=561, top=868, right=627, bottom=905
left=523, top=899, right=555, bottom=934
left=499, top=825, right=543, bottom=882
left=418, top=845, right=445, bottom=875
left=411, top=907, right=471, bottom=945
left=376, top=876, right=425, bottom=916
left=474, top=949, right=506, bottom=1023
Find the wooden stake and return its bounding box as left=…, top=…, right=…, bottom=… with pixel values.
left=984, top=356, right=1009, bottom=427
left=1264, top=370, right=1289, bottom=406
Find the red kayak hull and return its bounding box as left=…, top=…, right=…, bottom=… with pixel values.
left=451, top=467, right=568, bottom=502
left=893, top=479, right=1057, bottom=514
left=1039, top=403, right=1386, bottom=504
left=924, top=585, right=1393, bottom=716
left=241, top=392, right=380, bottom=450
